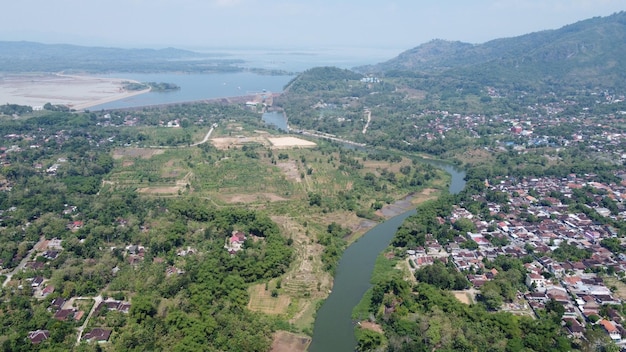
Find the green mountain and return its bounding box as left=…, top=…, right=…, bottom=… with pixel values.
left=358, top=11, right=626, bottom=91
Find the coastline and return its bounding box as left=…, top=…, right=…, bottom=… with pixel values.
left=0, top=73, right=150, bottom=110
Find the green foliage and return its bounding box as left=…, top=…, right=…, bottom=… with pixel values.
left=0, top=103, right=32, bottom=115
left=601, top=238, right=624, bottom=254
left=355, top=328, right=384, bottom=351
left=552, top=241, right=592, bottom=262
left=414, top=260, right=469, bottom=290
left=391, top=195, right=455, bottom=248
left=376, top=282, right=573, bottom=351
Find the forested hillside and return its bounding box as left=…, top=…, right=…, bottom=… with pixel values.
left=358, top=11, right=626, bottom=92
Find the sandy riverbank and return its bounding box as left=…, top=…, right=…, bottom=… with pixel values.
left=0, top=73, right=150, bottom=110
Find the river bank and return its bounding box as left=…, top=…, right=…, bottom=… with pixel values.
left=308, top=161, right=466, bottom=352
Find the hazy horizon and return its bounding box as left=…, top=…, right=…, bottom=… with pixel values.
left=1, top=1, right=624, bottom=52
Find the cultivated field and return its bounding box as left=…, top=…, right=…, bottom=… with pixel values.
left=247, top=283, right=291, bottom=315
left=269, top=331, right=311, bottom=352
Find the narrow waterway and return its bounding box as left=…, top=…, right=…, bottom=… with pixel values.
left=308, top=162, right=466, bottom=352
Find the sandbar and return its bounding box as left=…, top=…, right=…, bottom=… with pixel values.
left=0, top=73, right=150, bottom=110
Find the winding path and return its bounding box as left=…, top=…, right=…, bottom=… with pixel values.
left=362, top=109, right=371, bottom=134
left=190, top=124, right=217, bottom=146
left=2, top=236, right=45, bottom=288
left=76, top=295, right=104, bottom=345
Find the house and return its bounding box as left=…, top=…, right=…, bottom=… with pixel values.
left=599, top=319, right=621, bottom=341
left=42, top=250, right=59, bottom=260
left=526, top=273, right=547, bottom=291
left=97, top=300, right=131, bottom=314
left=31, top=276, right=44, bottom=288
left=83, top=328, right=112, bottom=343
left=50, top=297, right=66, bottom=311
left=53, top=308, right=75, bottom=321
left=27, top=330, right=50, bottom=344
left=40, top=285, right=55, bottom=297
left=225, top=231, right=247, bottom=253
left=563, top=318, right=585, bottom=338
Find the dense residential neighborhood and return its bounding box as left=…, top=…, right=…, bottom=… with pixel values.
left=407, top=171, right=626, bottom=344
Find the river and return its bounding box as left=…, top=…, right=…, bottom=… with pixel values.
left=308, top=162, right=466, bottom=352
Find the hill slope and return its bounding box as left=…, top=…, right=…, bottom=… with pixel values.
left=358, top=11, right=626, bottom=91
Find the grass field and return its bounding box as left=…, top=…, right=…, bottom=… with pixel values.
left=247, top=283, right=291, bottom=315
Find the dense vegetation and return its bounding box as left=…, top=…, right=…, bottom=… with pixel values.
left=0, top=95, right=449, bottom=350
left=359, top=12, right=626, bottom=92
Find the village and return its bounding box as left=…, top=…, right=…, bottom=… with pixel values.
left=406, top=171, right=626, bottom=345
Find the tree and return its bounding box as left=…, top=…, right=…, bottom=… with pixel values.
left=356, top=329, right=384, bottom=351
left=308, top=192, right=322, bottom=206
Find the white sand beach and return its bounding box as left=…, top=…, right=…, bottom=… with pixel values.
left=0, top=73, right=150, bottom=110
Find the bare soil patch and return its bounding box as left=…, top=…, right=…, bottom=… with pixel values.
left=276, top=160, right=301, bottom=182
left=269, top=331, right=311, bottom=352
left=221, top=193, right=287, bottom=203
left=137, top=186, right=180, bottom=194
left=211, top=136, right=268, bottom=150
left=122, top=160, right=134, bottom=167
left=452, top=290, right=474, bottom=305
left=247, top=284, right=290, bottom=315
left=268, top=136, right=317, bottom=149
left=410, top=188, right=440, bottom=205
left=113, top=148, right=164, bottom=159
left=359, top=321, right=384, bottom=334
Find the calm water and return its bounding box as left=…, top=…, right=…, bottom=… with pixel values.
left=262, top=111, right=289, bottom=131
left=89, top=72, right=294, bottom=110
left=190, top=46, right=402, bottom=72
left=88, top=46, right=403, bottom=110
left=309, top=164, right=466, bottom=352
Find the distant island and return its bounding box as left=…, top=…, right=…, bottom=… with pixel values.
left=123, top=81, right=180, bottom=92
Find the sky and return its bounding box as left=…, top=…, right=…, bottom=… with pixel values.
left=1, top=0, right=624, bottom=52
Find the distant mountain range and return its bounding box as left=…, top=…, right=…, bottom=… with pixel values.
left=0, top=41, right=242, bottom=73
left=358, top=11, right=626, bottom=91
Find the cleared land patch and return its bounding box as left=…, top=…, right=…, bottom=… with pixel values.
left=359, top=321, right=384, bottom=334
left=268, top=136, right=317, bottom=149
left=113, top=148, right=164, bottom=159
left=221, top=193, right=287, bottom=203
left=211, top=136, right=268, bottom=150
left=276, top=160, right=301, bottom=182
left=269, top=331, right=311, bottom=352
left=247, top=283, right=290, bottom=315
left=452, top=290, right=475, bottom=305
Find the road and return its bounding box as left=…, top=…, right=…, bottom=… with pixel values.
left=190, top=124, right=216, bottom=146
left=76, top=294, right=104, bottom=345
left=362, top=109, right=371, bottom=134
left=147, top=124, right=216, bottom=149
left=2, top=236, right=45, bottom=288
left=298, top=130, right=366, bottom=148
